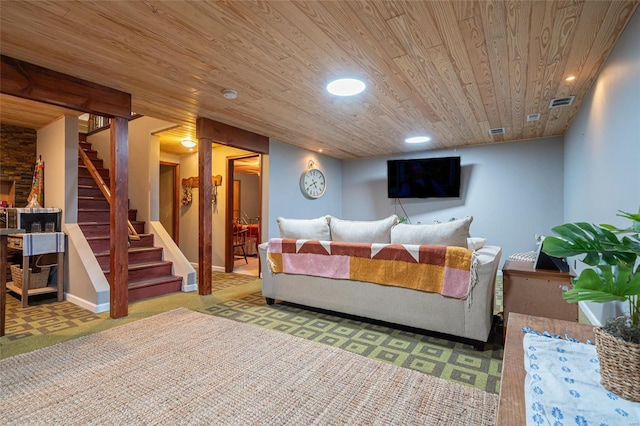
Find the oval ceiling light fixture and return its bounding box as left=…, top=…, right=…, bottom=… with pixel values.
left=222, top=89, right=238, bottom=100
left=181, top=139, right=196, bottom=148
left=326, top=78, right=366, bottom=96
left=405, top=136, right=431, bottom=144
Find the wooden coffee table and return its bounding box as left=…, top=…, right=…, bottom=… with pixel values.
left=496, top=312, right=595, bottom=425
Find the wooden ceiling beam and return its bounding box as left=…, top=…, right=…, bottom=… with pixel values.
left=0, top=55, right=131, bottom=118
left=197, top=117, right=269, bottom=154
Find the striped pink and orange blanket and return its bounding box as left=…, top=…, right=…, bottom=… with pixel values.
left=266, top=239, right=477, bottom=299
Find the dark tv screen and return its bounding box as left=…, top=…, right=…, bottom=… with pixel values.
left=387, top=157, right=461, bottom=199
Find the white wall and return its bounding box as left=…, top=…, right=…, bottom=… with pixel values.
left=342, top=137, right=565, bottom=265
left=266, top=140, right=343, bottom=239
left=235, top=172, right=259, bottom=220
left=563, top=9, right=640, bottom=325
left=178, top=152, right=198, bottom=262
left=36, top=116, right=79, bottom=223
left=160, top=152, right=181, bottom=164
left=564, top=9, right=640, bottom=227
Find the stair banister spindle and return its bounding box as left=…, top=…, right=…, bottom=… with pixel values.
left=78, top=146, right=140, bottom=241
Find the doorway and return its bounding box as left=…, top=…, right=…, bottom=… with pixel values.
left=225, top=154, right=261, bottom=275
left=159, top=162, right=180, bottom=243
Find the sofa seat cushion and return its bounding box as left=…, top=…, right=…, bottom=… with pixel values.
left=329, top=215, right=398, bottom=243
left=391, top=216, right=473, bottom=248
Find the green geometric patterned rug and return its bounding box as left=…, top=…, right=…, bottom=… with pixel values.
left=204, top=291, right=503, bottom=394
left=1, top=271, right=256, bottom=342
left=2, top=272, right=504, bottom=394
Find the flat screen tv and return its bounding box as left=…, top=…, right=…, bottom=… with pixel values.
left=387, top=156, right=461, bottom=199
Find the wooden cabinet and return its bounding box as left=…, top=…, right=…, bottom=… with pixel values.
left=6, top=232, right=65, bottom=307
left=502, top=260, right=577, bottom=329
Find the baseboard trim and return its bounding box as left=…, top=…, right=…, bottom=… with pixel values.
left=182, top=283, right=198, bottom=292
left=579, top=301, right=602, bottom=326
left=189, top=262, right=225, bottom=273
left=65, top=293, right=109, bottom=314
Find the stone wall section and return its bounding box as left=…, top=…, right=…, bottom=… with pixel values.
left=1, top=124, right=37, bottom=207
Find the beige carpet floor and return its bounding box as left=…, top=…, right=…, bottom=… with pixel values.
left=1, top=308, right=497, bottom=425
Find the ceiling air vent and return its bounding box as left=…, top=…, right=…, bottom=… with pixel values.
left=549, top=96, right=575, bottom=108
left=488, top=127, right=505, bottom=135
left=527, top=113, right=541, bottom=122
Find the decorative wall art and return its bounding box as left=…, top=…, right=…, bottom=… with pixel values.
left=180, top=175, right=223, bottom=207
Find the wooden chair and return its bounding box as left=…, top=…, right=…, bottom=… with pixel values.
left=233, top=226, right=248, bottom=264
left=233, top=209, right=250, bottom=225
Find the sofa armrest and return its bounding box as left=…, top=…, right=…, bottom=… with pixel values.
left=474, top=245, right=501, bottom=265
left=465, top=245, right=502, bottom=339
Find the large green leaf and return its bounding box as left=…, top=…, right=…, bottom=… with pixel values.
left=617, top=209, right=640, bottom=232
left=563, top=265, right=640, bottom=304
left=544, top=221, right=638, bottom=267
left=546, top=208, right=640, bottom=324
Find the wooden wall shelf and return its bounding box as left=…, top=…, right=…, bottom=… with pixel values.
left=0, top=179, right=15, bottom=208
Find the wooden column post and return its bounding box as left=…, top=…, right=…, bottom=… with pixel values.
left=197, top=134, right=213, bottom=295
left=110, top=117, right=129, bottom=318
left=195, top=117, right=268, bottom=286
left=1, top=234, right=7, bottom=337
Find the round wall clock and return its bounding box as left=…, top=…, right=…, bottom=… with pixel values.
left=300, top=168, right=326, bottom=199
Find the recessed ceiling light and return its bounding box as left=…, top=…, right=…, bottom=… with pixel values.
left=405, top=136, right=431, bottom=144
left=181, top=139, right=196, bottom=148
left=326, top=78, right=366, bottom=96
left=565, top=76, right=576, bottom=81
left=222, top=89, right=238, bottom=100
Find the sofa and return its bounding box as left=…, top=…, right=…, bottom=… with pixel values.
left=259, top=215, right=502, bottom=346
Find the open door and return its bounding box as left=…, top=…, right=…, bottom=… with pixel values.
left=225, top=154, right=261, bottom=274
left=159, top=161, right=180, bottom=242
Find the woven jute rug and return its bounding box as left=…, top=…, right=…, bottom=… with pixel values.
left=0, top=308, right=497, bottom=425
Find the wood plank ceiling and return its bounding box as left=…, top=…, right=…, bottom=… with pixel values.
left=0, top=1, right=637, bottom=159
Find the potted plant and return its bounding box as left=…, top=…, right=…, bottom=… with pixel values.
left=542, top=207, right=640, bottom=401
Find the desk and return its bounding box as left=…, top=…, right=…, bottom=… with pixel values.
left=1, top=228, right=25, bottom=337
left=496, top=313, right=595, bottom=425
left=6, top=232, right=65, bottom=308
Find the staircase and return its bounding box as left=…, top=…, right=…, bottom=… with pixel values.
left=78, top=140, right=182, bottom=302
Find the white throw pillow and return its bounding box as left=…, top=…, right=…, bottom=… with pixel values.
left=329, top=215, right=398, bottom=243
left=277, top=216, right=331, bottom=240
left=467, top=237, right=487, bottom=251
left=390, top=216, right=473, bottom=247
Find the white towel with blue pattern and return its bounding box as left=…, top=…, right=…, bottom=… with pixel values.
left=524, top=332, right=640, bottom=425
